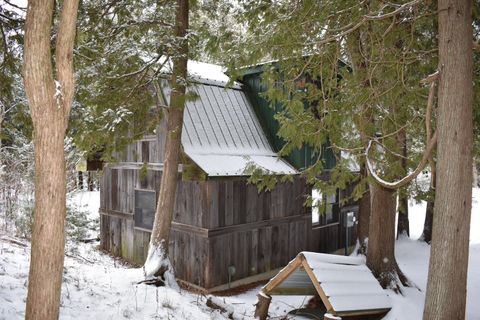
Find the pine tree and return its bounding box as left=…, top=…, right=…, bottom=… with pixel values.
left=207, top=0, right=438, bottom=289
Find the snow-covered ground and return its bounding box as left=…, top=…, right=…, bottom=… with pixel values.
left=0, top=189, right=479, bottom=319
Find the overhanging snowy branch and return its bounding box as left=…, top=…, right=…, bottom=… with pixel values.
left=366, top=132, right=437, bottom=189
left=366, top=71, right=439, bottom=190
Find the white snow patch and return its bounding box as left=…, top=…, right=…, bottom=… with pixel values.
left=187, top=60, right=230, bottom=83
left=1, top=189, right=479, bottom=319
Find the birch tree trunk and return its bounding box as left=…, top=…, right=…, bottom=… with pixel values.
left=423, top=0, right=473, bottom=318
left=143, top=0, right=188, bottom=286
left=23, top=0, right=79, bottom=318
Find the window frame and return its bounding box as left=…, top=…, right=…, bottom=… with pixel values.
left=133, top=188, right=157, bottom=231
left=312, top=189, right=340, bottom=229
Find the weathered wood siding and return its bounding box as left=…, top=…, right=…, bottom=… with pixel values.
left=100, top=162, right=357, bottom=289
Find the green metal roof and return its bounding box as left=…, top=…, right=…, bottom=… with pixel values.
left=240, top=69, right=336, bottom=171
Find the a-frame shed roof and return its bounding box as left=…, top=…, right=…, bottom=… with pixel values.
left=261, top=252, right=391, bottom=317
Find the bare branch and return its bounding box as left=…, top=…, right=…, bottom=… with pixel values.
left=366, top=132, right=437, bottom=189
left=311, top=0, right=424, bottom=47
left=331, top=143, right=364, bottom=153
left=3, top=0, right=27, bottom=11
left=107, top=54, right=163, bottom=80
left=364, top=0, right=423, bottom=20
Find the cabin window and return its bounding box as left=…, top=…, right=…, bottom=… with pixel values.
left=134, top=189, right=156, bottom=230
left=312, top=189, right=339, bottom=227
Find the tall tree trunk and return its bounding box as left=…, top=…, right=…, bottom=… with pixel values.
left=397, top=128, right=410, bottom=238
left=23, top=0, right=79, bottom=319
left=423, top=0, right=473, bottom=318
left=346, top=27, right=372, bottom=257
left=473, top=161, right=478, bottom=187
left=356, top=163, right=370, bottom=254
left=421, top=163, right=436, bottom=243
left=143, top=0, right=188, bottom=287
left=366, top=182, right=407, bottom=290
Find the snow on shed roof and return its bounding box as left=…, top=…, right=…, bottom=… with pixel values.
left=261, top=252, right=391, bottom=317
left=158, top=77, right=297, bottom=176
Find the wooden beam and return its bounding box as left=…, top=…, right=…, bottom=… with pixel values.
left=336, top=308, right=391, bottom=317
left=263, top=256, right=303, bottom=294
left=171, top=221, right=209, bottom=237
left=207, top=214, right=308, bottom=237
left=99, top=209, right=133, bottom=220
left=300, top=256, right=334, bottom=312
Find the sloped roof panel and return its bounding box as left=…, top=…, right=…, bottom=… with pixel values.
left=159, top=78, right=297, bottom=176
left=262, top=251, right=391, bottom=316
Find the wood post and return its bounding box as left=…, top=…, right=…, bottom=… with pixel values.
left=254, top=292, right=271, bottom=320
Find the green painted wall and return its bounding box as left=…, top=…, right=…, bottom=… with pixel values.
left=241, top=71, right=336, bottom=171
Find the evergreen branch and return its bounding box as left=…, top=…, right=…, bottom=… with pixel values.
left=125, top=56, right=171, bottom=99
left=310, top=0, right=423, bottom=46
left=473, top=40, right=480, bottom=52
left=0, top=12, right=24, bottom=23
left=99, top=0, right=121, bottom=20
left=366, top=71, right=439, bottom=189
left=107, top=55, right=163, bottom=80
left=371, top=139, right=408, bottom=160
left=376, top=123, right=410, bottom=142
left=364, top=0, right=423, bottom=20
left=331, top=143, right=364, bottom=153
left=366, top=131, right=437, bottom=189
left=0, top=23, right=8, bottom=67
left=73, top=49, right=94, bottom=62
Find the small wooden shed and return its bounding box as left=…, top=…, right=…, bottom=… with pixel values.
left=99, top=61, right=359, bottom=291
left=255, top=252, right=391, bottom=319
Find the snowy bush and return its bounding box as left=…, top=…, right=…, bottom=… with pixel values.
left=11, top=199, right=96, bottom=243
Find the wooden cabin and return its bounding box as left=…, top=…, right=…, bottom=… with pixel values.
left=99, top=61, right=359, bottom=291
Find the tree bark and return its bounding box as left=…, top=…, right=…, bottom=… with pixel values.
left=397, top=128, right=410, bottom=238
left=473, top=162, right=478, bottom=187
left=88, top=171, right=94, bottom=191
left=144, top=0, right=188, bottom=286
left=366, top=182, right=407, bottom=290
left=23, top=0, right=79, bottom=319
left=423, top=0, right=473, bottom=318
left=356, top=163, right=370, bottom=254
left=254, top=292, right=272, bottom=320
left=421, top=164, right=436, bottom=244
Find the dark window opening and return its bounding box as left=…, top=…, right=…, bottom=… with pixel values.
left=134, top=189, right=156, bottom=230
left=312, top=189, right=339, bottom=227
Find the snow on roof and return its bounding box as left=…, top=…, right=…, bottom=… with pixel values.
left=187, top=60, right=231, bottom=83
left=161, top=59, right=236, bottom=85
left=262, top=251, right=391, bottom=316
left=159, top=78, right=297, bottom=176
